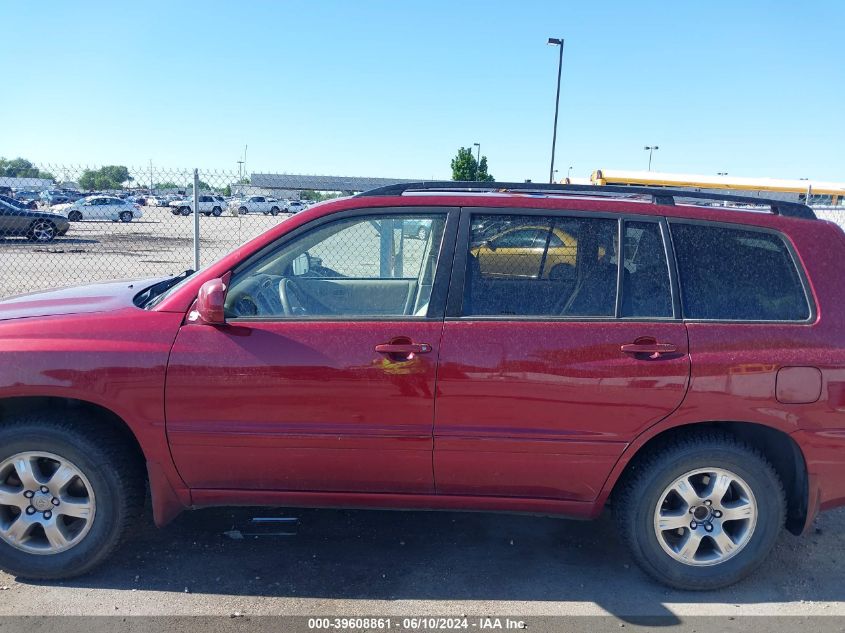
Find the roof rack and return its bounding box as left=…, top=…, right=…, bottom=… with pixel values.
left=357, top=181, right=816, bottom=220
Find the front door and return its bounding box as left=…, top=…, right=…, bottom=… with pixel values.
left=434, top=210, right=691, bottom=501
left=165, top=208, right=457, bottom=493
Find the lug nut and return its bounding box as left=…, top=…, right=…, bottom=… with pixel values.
left=51, top=498, right=60, bottom=506
left=23, top=490, right=34, bottom=499
left=704, top=499, right=712, bottom=506
left=690, top=521, right=698, bottom=529
left=25, top=506, right=35, bottom=515
left=705, top=523, right=713, bottom=532
left=713, top=510, right=722, bottom=518
left=40, top=486, right=49, bottom=494
left=43, top=511, right=52, bottom=520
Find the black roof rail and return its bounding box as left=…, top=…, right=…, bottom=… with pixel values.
left=357, top=181, right=816, bottom=220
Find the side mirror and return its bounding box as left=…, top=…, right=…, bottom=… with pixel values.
left=194, top=278, right=226, bottom=325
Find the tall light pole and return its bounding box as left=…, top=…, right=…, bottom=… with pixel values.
left=237, top=160, right=244, bottom=181
left=567, top=165, right=573, bottom=180
left=644, top=145, right=659, bottom=171
left=473, top=142, right=481, bottom=180
left=548, top=37, right=564, bottom=184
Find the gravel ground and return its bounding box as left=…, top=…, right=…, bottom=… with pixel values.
left=0, top=504, right=843, bottom=620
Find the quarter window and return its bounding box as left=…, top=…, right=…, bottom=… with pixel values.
left=670, top=223, right=810, bottom=321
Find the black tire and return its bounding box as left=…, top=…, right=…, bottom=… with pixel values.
left=270, top=207, right=279, bottom=216
left=212, top=207, right=222, bottom=217
left=27, top=220, right=57, bottom=243
left=239, top=206, right=248, bottom=215
left=119, top=211, right=133, bottom=223
left=180, top=207, right=191, bottom=216
left=417, top=226, right=429, bottom=241
left=67, top=210, right=83, bottom=222
left=613, top=432, right=785, bottom=590
left=0, top=411, right=145, bottom=579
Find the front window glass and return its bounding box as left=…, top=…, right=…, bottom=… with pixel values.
left=225, top=213, right=447, bottom=318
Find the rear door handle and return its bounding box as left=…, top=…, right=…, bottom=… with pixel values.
left=621, top=337, right=677, bottom=357
left=375, top=342, right=432, bottom=357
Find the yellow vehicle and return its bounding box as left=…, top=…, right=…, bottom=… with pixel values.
left=471, top=225, right=578, bottom=279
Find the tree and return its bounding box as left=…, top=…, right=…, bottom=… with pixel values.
left=0, top=157, right=55, bottom=181
left=450, top=147, right=494, bottom=182
left=79, top=165, right=130, bottom=191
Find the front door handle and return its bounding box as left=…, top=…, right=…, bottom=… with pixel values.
left=375, top=342, right=432, bottom=356
left=621, top=337, right=677, bottom=358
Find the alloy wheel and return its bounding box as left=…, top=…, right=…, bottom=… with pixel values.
left=0, top=452, right=96, bottom=555
left=31, top=221, right=56, bottom=242
left=653, top=467, right=757, bottom=566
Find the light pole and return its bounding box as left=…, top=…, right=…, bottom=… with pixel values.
left=644, top=145, right=659, bottom=171
left=237, top=160, right=244, bottom=181
left=548, top=37, right=564, bottom=184
left=567, top=165, right=573, bottom=180
left=473, top=142, right=481, bottom=180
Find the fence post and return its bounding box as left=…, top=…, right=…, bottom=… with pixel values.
left=193, top=168, right=200, bottom=271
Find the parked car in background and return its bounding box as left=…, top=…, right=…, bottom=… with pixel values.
left=0, top=194, right=38, bottom=211
left=229, top=196, right=283, bottom=215
left=0, top=197, right=70, bottom=242
left=39, top=190, right=73, bottom=206
left=60, top=196, right=143, bottom=222
left=286, top=200, right=307, bottom=213
left=169, top=195, right=226, bottom=217
left=146, top=196, right=167, bottom=207
left=401, top=217, right=433, bottom=240
left=12, top=190, right=42, bottom=206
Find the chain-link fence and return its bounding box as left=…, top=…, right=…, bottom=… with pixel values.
left=1, top=163, right=844, bottom=298
left=0, top=164, right=340, bottom=297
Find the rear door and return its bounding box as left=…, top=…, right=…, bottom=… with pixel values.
left=434, top=208, right=690, bottom=502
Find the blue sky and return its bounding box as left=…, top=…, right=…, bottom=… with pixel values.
left=2, top=1, right=843, bottom=181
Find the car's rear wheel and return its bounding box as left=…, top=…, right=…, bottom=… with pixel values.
left=180, top=207, right=191, bottom=216
left=27, top=220, right=57, bottom=243
left=614, top=433, right=785, bottom=590
left=67, top=211, right=83, bottom=222
left=212, top=207, right=222, bottom=217
left=0, top=412, right=144, bottom=579
left=119, top=211, right=133, bottom=223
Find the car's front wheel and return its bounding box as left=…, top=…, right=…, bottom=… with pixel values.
left=179, top=207, right=191, bottom=216
left=0, top=412, right=144, bottom=579
left=119, top=211, right=133, bottom=223
left=212, top=207, right=222, bottom=217
left=27, top=220, right=57, bottom=243
left=67, top=211, right=83, bottom=222
left=270, top=206, right=279, bottom=216
left=613, top=433, right=785, bottom=590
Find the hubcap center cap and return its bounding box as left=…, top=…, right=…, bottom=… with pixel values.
left=31, top=492, right=53, bottom=512
left=692, top=506, right=711, bottom=522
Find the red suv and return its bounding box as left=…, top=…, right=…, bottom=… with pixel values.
left=1, top=182, right=844, bottom=590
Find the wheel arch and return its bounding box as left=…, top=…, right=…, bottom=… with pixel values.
left=0, top=396, right=188, bottom=526
left=601, top=420, right=808, bottom=535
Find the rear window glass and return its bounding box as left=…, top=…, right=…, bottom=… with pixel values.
left=670, top=223, right=810, bottom=321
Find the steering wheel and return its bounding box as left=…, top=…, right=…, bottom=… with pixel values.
left=278, top=277, right=307, bottom=316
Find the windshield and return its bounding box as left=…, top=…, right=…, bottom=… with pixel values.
left=133, top=269, right=195, bottom=309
